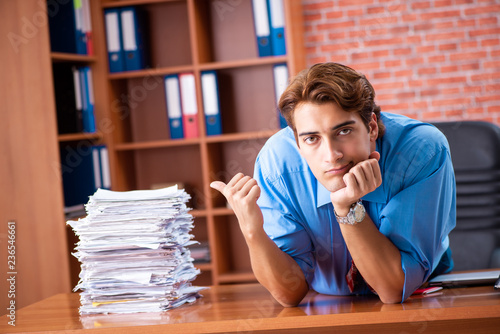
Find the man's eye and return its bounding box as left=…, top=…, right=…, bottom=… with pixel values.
left=339, top=128, right=352, bottom=136
left=304, top=137, right=317, bottom=144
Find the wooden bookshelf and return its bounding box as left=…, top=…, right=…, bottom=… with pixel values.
left=97, top=0, right=306, bottom=286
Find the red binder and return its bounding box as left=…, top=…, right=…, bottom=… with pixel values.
left=179, top=73, right=199, bottom=138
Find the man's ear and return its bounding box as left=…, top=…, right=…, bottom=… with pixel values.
left=369, top=113, right=378, bottom=142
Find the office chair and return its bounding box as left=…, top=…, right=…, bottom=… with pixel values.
left=432, top=121, right=500, bottom=271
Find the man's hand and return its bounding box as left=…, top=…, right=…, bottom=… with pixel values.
left=210, top=173, right=264, bottom=238
left=330, top=151, right=382, bottom=215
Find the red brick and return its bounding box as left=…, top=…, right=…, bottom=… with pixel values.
left=469, top=28, right=500, bottom=37
left=393, top=48, right=412, bottom=55
left=335, top=0, right=374, bottom=7
left=417, top=45, right=436, bottom=53
left=351, top=62, right=381, bottom=71
left=445, top=109, right=465, bottom=117
left=352, top=51, right=371, bottom=60
left=460, top=63, right=480, bottom=71
left=479, top=17, right=498, bottom=26
left=394, top=70, right=413, bottom=77
left=406, top=35, right=422, bottom=44
left=359, top=17, right=398, bottom=26
left=422, top=89, right=441, bottom=97
left=303, top=2, right=334, bottom=11
left=372, top=50, right=390, bottom=57
left=435, top=0, right=453, bottom=7
left=421, top=10, right=461, bottom=21
left=422, top=111, right=444, bottom=119
left=373, top=81, right=406, bottom=90
left=460, top=41, right=479, bottom=49
left=367, top=6, right=386, bottom=15
left=476, top=95, right=500, bottom=103
left=384, top=60, right=402, bottom=67
left=347, top=9, right=364, bottom=17
left=432, top=97, right=471, bottom=107
left=317, top=21, right=356, bottom=31
left=484, top=60, right=500, bottom=69
left=441, top=65, right=459, bottom=73
left=304, top=14, right=323, bottom=22
left=481, top=38, right=500, bottom=47
left=428, top=55, right=446, bottom=63
left=450, top=51, right=487, bottom=62
left=488, top=105, right=500, bottom=113
left=426, top=31, right=466, bottom=41
left=427, top=76, right=468, bottom=86
left=411, top=1, right=431, bottom=10
left=373, top=71, right=391, bottom=79
left=397, top=91, right=416, bottom=99
left=381, top=103, right=410, bottom=111
left=464, top=5, right=500, bottom=16
left=328, top=32, right=347, bottom=40
left=415, top=23, right=435, bottom=31
left=438, top=43, right=457, bottom=51
left=419, top=67, right=438, bottom=75
left=325, top=10, right=344, bottom=19
left=413, top=101, right=428, bottom=109
left=471, top=72, right=500, bottom=81
left=320, top=41, right=360, bottom=52
left=364, top=37, right=404, bottom=47
left=442, top=87, right=461, bottom=95
left=435, top=21, right=455, bottom=30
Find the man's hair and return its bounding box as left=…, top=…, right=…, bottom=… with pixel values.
left=279, top=62, right=385, bottom=138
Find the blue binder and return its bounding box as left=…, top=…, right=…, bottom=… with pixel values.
left=48, top=0, right=82, bottom=54
left=164, top=75, right=184, bottom=139
left=268, top=0, right=286, bottom=56
left=73, top=0, right=87, bottom=55
left=201, top=71, right=222, bottom=136
left=273, top=64, right=289, bottom=128
left=60, top=146, right=98, bottom=207
left=120, top=7, right=148, bottom=71
left=252, top=0, right=273, bottom=57
left=80, top=67, right=96, bottom=133
left=104, top=8, right=124, bottom=72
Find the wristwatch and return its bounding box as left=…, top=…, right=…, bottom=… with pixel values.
left=334, top=200, right=366, bottom=225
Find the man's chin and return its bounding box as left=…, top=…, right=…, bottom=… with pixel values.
left=319, top=179, right=346, bottom=193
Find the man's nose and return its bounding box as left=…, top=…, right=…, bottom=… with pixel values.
left=323, top=139, right=342, bottom=163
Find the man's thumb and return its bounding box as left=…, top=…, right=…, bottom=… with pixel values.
left=210, top=181, right=226, bottom=193
left=369, top=151, right=380, bottom=161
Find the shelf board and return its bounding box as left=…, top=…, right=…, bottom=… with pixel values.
left=211, top=207, right=234, bottom=216
left=101, top=0, right=178, bottom=8
left=190, top=209, right=208, bottom=218
left=106, top=56, right=288, bottom=80
left=58, top=132, right=102, bottom=142
left=113, top=130, right=278, bottom=151
left=108, top=65, right=194, bottom=80
left=205, top=130, right=278, bottom=143
left=218, top=271, right=256, bottom=284
left=198, top=56, right=288, bottom=71
left=194, top=262, right=212, bottom=272
left=51, top=52, right=97, bottom=63
left=114, top=137, right=201, bottom=151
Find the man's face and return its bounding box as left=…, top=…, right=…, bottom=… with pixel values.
left=294, top=102, right=378, bottom=193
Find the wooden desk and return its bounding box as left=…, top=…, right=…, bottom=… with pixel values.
left=1, top=283, right=499, bottom=333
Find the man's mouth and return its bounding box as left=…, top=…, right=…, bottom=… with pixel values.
left=325, top=163, right=352, bottom=175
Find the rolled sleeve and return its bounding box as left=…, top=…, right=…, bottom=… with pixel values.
left=255, top=169, right=316, bottom=285
left=378, top=148, right=456, bottom=301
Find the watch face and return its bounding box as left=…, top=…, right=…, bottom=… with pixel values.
left=353, top=202, right=366, bottom=222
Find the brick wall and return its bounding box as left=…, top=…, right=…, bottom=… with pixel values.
left=301, top=0, right=500, bottom=125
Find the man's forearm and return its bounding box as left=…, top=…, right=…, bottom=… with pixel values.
left=339, top=215, right=405, bottom=303
left=244, top=228, right=309, bottom=307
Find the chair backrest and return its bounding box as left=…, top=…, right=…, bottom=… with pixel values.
left=432, top=121, right=500, bottom=271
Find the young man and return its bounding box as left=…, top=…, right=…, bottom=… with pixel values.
left=210, top=62, right=455, bottom=306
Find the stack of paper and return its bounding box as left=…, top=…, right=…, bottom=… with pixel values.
left=67, top=186, right=206, bottom=314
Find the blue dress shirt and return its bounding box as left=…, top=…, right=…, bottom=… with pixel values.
left=254, top=112, right=456, bottom=301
